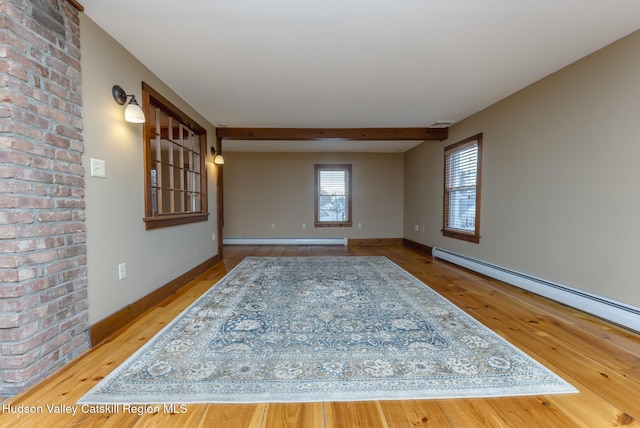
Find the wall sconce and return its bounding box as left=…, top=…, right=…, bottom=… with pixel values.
left=211, top=146, right=225, bottom=165
left=112, top=85, right=145, bottom=123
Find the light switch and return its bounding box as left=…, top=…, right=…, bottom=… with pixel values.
left=90, top=158, right=106, bottom=178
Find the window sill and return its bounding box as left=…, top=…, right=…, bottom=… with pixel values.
left=144, top=213, right=209, bottom=230
left=442, top=229, right=480, bottom=243
left=315, top=222, right=353, bottom=228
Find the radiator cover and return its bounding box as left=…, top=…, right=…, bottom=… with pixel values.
left=432, top=247, right=640, bottom=333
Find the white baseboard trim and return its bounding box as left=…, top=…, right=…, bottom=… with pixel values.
left=223, top=238, right=348, bottom=246
left=432, top=247, right=640, bottom=333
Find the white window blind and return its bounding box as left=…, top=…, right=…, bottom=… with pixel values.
left=443, top=134, right=482, bottom=242
left=315, top=165, right=352, bottom=227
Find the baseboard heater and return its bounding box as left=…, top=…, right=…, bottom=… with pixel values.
left=432, top=247, right=640, bottom=333
left=223, top=238, right=348, bottom=246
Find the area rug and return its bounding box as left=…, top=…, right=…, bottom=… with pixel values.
left=79, top=256, right=577, bottom=404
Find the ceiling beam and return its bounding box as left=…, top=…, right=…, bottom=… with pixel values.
left=215, top=127, right=448, bottom=141
left=66, top=0, right=84, bottom=11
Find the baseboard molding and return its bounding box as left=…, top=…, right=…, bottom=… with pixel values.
left=89, top=255, right=220, bottom=346
left=432, top=247, right=640, bottom=333
left=402, top=238, right=433, bottom=256
left=223, top=238, right=348, bottom=246
left=348, top=238, right=403, bottom=246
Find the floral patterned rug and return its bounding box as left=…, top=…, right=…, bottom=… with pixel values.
left=79, top=257, right=576, bottom=404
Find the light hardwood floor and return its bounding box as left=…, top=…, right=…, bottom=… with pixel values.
left=1, top=245, right=639, bottom=427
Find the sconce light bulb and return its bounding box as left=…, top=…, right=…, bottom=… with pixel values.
left=124, top=96, right=145, bottom=123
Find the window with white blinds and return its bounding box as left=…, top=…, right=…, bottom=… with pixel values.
left=315, top=164, right=352, bottom=227
left=443, top=134, right=482, bottom=243
left=142, top=83, right=209, bottom=230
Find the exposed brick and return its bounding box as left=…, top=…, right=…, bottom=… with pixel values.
left=18, top=302, right=57, bottom=326
left=1, top=1, right=27, bottom=22
left=21, top=278, right=50, bottom=295
left=66, top=233, right=85, bottom=245
left=36, top=211, right=71, bottom=222
left=0, top=255, right=18, bottom=268
left=65, top=243, right=86, bottom=258
left=0, top=294, right=39, bottom=312
left=69, top=163, right=84, bottom=175
left=0, top=212, right=35, bottom=224
left=1, top=0, right=87, bottom=395
left=17, top=267, right=36, bottom=281
left=17, top=224, right=56, bottom=238
left=54, top=124, right=81, bottom=141
left=0, top=239, right=36, bottom=253
left=0, top=225, right=18, bottom=239
left=32, top=183, right=47, bottom=196
left=0, top=284, right=24, bottom=299
left=0, top=165, right=55, bottom=183
left=61, top=339, right=90, bottom=366
left=3, top=351, right=61, bottom=384
left=0, top=314, right=20, bottom=329
left=53, top=173, right=83, bottom=186
left=42, top=133, right=69, bottom=149
left=39, top=335, right=74, bottom=363
left=35, top=236, right=64, bottom=250
left=37, top=104, right=69, bottom=124
left=0, top=349, right=38, bottom=370
left=54, top=197, right=84, bottom=209
left=18, top=249, right=57, bottom=265
left=0, top=117, right=31, bottom=136
left=1, top=325, right=58, bottom=356
left=0, top=269, right=19, bottom=282
left=0, top=321, right=38, bottom=342
left=55, top=222, right=84, bottom=235
left=58, top=265, right=86, bottom=283
left=46, top=186, right=70, bottom=197
left=39, top=281, right=72, bottom=303
left=0, top=178, right=32, bottom=194
left=55, top=148, right=81, bottom=164
left=0, top=136, right=55, bottom=158
left=0, top=149, right=31, bottom=165
left=0, top=195, right=54, bottom=208
left=9, top=104, right=51, bottom=129
left=30, top=155, right=49, bottom=169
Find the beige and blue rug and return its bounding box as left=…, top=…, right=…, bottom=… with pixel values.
left=79, top=256, right=577, bottom=404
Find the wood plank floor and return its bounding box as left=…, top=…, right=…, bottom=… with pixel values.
left=1, top=245, right=639, bottom=427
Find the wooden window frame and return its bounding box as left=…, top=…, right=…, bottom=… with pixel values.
left=314, top=164, right=353, bottom=228
left=442, top=133, right=482, bottom=243
left=141, top=82, right=209, bottom=230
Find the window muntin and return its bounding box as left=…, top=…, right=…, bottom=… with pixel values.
left=142, top=83, right=208, bottom=230
left=315, top=164, right=352, bottom=227
left=443, top=134, right=482, bottom=243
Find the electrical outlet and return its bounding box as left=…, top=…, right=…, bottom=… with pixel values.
left=302, top=223, right=306, bottom=229
left=414, top=225, right=419, bottom=231
left=271, top=223, right=276, bottom=229
left=357, top=223, right=363, bottom=230
left=118, top=263, right=127, bottom=280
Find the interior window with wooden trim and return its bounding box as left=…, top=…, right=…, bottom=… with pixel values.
left=315, top=164, right=352, bottom=227
left=142, top=82, right=209, bottom=230
left=443, top=133, right=482, bottom=243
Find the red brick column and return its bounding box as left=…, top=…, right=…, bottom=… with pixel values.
left=0, top=0, right=89, bottom=395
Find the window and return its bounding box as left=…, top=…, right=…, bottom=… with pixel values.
left=315, top=164, right=352, bottom=227
left=142, top=82, right=208, bottom=230
left=443, top=133, right=482, bottom=243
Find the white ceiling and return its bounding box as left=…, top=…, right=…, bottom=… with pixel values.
left=82, top=0, right=640, bottom=152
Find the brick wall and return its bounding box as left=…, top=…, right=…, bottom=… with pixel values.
left=0, top=0, right=89, bottom=395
